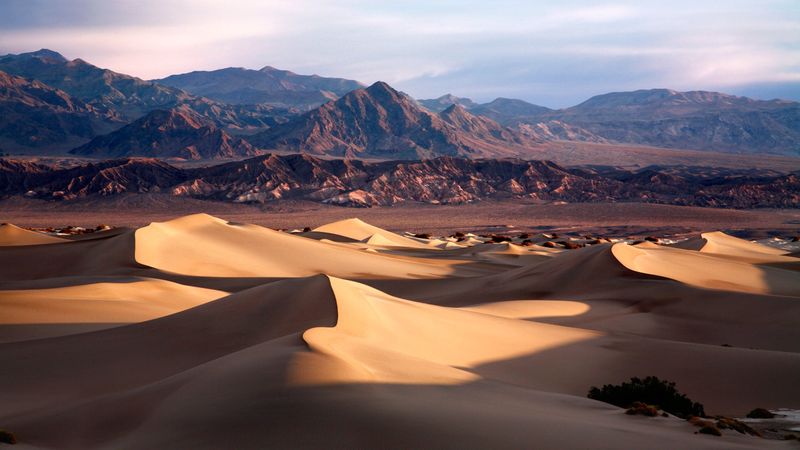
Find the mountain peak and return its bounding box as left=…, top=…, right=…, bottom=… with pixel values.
left=365, top=81, right=397, bottom=95
left=25, top=49, right=68, bottom=62
left=440, top=103, right=468, bottom=116
left=259, top=65, right=296, bottom=76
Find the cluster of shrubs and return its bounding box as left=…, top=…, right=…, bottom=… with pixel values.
left=0, top=429, right=16, bottom=445
left=588, top=377, right=800, bottom=439
left=588, top=376, right=705, bottom=419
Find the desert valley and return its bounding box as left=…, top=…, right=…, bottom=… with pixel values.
left=2, top=1, right=800, bottom=448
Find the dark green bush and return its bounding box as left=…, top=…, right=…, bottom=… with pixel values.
left=588, top=376, right=705, bottom=419
left=0, top=429, right=16, bottom=445
left=746, top=408, right=774, bottom=419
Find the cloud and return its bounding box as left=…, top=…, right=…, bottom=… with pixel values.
left=0, top=0, right=798, bottom=107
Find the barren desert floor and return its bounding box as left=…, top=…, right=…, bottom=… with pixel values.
left=3, top=197, right=800, bottom=238
left=0, top=210, right=799, bottom=449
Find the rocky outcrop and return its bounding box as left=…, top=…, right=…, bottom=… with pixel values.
left=2, top=154, right=797, bottom=208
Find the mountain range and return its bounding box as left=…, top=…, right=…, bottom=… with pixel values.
left=2, top=154, right=796, bottom=208
left=420, top=90, right=800, bottom=154
left=155, top=66, right=364, bottom=110
left=248, top=82, right=534, bottom=159
left=0, top=49, right=798, bottom=160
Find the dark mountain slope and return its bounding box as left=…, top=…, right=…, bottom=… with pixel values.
left=70, top=109, right=259, bottom=160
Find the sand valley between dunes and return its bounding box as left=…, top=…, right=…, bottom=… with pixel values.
left=0, top=214, right=799, bottom=449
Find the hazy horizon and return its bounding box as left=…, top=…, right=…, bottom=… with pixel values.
left=1, top=0, right=799, bottom=108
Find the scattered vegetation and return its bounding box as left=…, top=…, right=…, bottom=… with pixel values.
left=518, top=233, right=530, bottom=239
left=698, top=425, right=722, bottom=436
left=625, top=401, right=660, bottom=417
left=490, top=235, right=512, bottom=243
left=644, top=236, right=660, bottom=242
left=746, top=408, right=775, bottom=419
left=0, top=429, right=17, bottom=445
left=687, top=415, right=761, bottom=438
left=520, top=239, right=533, bottom=246
left=588, top=376, right=706, bottom=419
left=302, top=227, right=312, bottom=232
left=413, top=232, right=432, bottom=239
left=541, top=241, right=557, bottom=248
left=715, top=417, right=761, bottom=437
left=452, top=231, right=465, bottom=238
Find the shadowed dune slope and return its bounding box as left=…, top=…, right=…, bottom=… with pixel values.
left=0, top=215, right=798, bottom=449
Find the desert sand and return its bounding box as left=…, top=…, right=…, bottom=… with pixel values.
left=0, top=213, right=798, bottom=449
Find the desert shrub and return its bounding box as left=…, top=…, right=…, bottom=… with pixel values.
left=746, top=408, right=774, bottom=419
left=625, top=401, right=659, bottom=417
left=588, top=376, right=705, bottom=419
left=644, top=236, right=659, bottom=242
left=520, top=239, right=533, bottom=247
left=0, top=429, right=16, bottom=444
left=413, top=233, right=432, bottom=239
left=688, top=417, right=713, bottom=427
left=452, top=231, right=465, bottom=238
left=302, top=227, right=312, bottom=232
left=518, top=233, right=531, bottom=239
left=491, top=235, right=512, bottom=243
left=541, top=241, right=557, bottom=248
left=698, top=425, right=721, bottom=436
left=715, top=417, right=761, bottom=437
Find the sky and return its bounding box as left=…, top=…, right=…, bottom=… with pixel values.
left=1, top=0, right=799, bottom=108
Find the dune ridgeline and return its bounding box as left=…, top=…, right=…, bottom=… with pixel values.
left=0, top=214, right=799, bottom=449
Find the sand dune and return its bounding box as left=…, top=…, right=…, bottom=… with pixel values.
left=0, top=278, right=227, bottom=341
left=672, top=231, right=795, bottom=264
left=135, top=214, right=469, bottom=278
left=0, top=216, right=797, bottom=449
left=612, top=242, right=800, bottom=295
left=0, top=223, right=66, bottom=246
left=314, top=217, right=434, bottom=249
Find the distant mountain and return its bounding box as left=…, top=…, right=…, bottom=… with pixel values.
left=418, top=94, right=478, bottom=113
left=469, top=98, right=553, bottom=125
left=248, top=81, right=534, bottom=159
left=0, top=70, right=122, bottom=151
left=70, top=109, right=259, bottom=160
left=537, top=89, right=800, bottom=155
left=2, top=154, right=797, bottom=208
left=155, top=66, right=364, bottom=110
left=0, top=49, right=291, bottom=130
left=517, top=121, right=608, bottom=143
left=439, top=104, right=529, bottom=145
